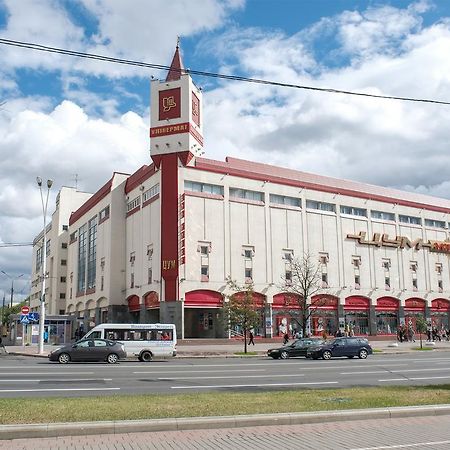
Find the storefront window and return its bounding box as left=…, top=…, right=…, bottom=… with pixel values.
left=312, top=311, right=337, bottom=336
left=344, top=311, right=369, bottom=335
left=376, top=312, right=398, bottom=334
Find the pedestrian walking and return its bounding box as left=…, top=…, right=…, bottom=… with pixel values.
left=248, top=331, right=255, bottom=346
left=283, top=332, right=289, bottom=345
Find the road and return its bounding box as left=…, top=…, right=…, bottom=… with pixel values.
left=1, top=352, right=450, bottom=398
left=3, top=414, right=450, bottom=449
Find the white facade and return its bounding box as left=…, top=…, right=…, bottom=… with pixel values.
left=31, top=46, right=450, bottom=339
left=30, top=187, right=92, bottom=315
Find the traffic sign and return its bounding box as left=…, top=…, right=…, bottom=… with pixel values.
left=20, top=314, right=30, bottom=324
left=21, top=306, right=30, bottom=315
left=28, top=312, right=39, bottom=322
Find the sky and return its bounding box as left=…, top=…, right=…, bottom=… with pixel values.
left=1, top=0, right=450, bottom=303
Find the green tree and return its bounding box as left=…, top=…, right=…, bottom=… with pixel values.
left=1, top=301, right=25, bottom=334
left=280, top=252, right=326, bottom=337
left=224, top=277, right=261, bottom=354
left=415, top=315, right=427, bottom=349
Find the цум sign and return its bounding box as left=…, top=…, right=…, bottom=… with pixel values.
left=347, top=232, right=450, bottom=253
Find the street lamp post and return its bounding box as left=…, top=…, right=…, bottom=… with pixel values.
left=37, top=177, right=53, bottom=355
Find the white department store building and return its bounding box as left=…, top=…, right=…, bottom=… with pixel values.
left=31, top=45, right=450, bottom=339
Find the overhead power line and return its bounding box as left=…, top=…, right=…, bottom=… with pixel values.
left=0, top=243, right=33, bottom=248
left=0, top=37, right=449, bottom=106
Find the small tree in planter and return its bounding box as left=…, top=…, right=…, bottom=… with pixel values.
left=224, top=277, right=261, bottom=354
left=415, top=315, right=428, bottom=349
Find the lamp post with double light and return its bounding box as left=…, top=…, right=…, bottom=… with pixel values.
left=36, top=177, right=53, bottom=354
left=1, top=271, right=25, bottom=308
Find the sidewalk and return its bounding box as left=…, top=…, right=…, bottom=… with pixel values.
left=3, top=338, right=450, bottom=358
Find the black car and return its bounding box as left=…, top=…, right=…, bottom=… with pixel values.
left=267, top=338, right=325, bottom=359
left=306, top=337, right=373, bottom=360
left=48, top=338, right=127, bottom=364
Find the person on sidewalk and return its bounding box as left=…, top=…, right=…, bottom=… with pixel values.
left=248, top=331, right=255, bottom=346
left=283, top=332, right=289, bottom=345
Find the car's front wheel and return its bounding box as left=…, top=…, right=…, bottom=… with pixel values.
left=140, top=351, right=153, bottom=362
left=58, top=353, right=70, bottom=364
left=358, top=349, right=368, bottom=359
left=107, top=353, right=119, bottom=364
left=280, top=351, right=289, bottom=359
left=322, top=350, right=332, bottom=360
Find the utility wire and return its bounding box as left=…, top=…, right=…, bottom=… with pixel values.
left=0, top=243, right=33, bottom=248
left=1, top=38, right=449, bottom=106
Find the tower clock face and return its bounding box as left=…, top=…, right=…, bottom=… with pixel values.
left=192, top=92, right=200, bottom=127
left=159, top=88, right=181, bottom=121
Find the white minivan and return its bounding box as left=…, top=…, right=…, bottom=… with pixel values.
left=83, top=323, right=177, bottom=361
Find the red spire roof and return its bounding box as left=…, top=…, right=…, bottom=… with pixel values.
left=166, top=40, right=184, bottom=82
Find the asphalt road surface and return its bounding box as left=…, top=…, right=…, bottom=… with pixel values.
left=1, top=352, right=450, bottom=398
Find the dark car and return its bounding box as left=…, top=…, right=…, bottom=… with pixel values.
left=48, top=338, right=127, bottom=364
left=306, top=337, right=373, bottom=360
left=267, top=338, right=325, bottom=359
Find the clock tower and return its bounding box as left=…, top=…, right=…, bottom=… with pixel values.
left=150, top=43, right=203, bottom=332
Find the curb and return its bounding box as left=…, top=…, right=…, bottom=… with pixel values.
left=1, top=405, right=450, bottom=440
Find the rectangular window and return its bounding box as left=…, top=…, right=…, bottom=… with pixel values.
left=101, top=276, right=104, bottom=291
left=244, top=249, right=253, bottom=259
left=60, top=276, right=66, bottom=283
left=352, top=256, right=361, bottom=267
left=46, top=239, right=51, bottom=256
left=143, top=184, right=160, bottom=202
left=321, top=272, right=328, bottom=286
left=399, top=214, right=421, bottom=225
left=61, top=242, right=68, bottom=249
left=436, top=263, right=443, bottom=275
left=130, top=272, right=134, bottom=289
left=245, top=268, right=253, bottom=281
left=61, top=259, right=67, bottom=266
left=306, top=200, right=336, bottom=212
left=147, top=244, right=153, bottom=260
left=382, top=259, right=391, bottom=270
left=130, top=252, right=136, bottom=266
left=230, top=188, right=263, bottom=202
left=354, top=275, right=360, bottom=288
left=70, top=231, right=77, bottom=243
left=86, top=217, right=97, bottom=290
left=77, top=224, right=87, bottom=292
left=62, top=225, right=68, bottom=231
left=127, top=196, right=141, bottom=212
left=36, top=246, right=42, bottom=271
left=201, top=265, right=209, bottom=276
left=425, top=218, right=446, bottom=228
left=341, top=206, right=367, bottom=217
left=412, top=278, right=418, bottom=290
left=99, top=205, right=110, bottom=221
left=438, top=279, right=443, bottom=291
left=148, top=268, right=152, bottom=284
left=269, top=194, right=301, bottom=207
left=371, top=210, right=395, bottom=221
left=185, top=180, right=223, bottom=195
left=59, top=293, right=66, bottom=299
left=59, top=309, right=65, bottom=315
left=385, top=277, right=390, bottom=289
left=200, top=245, right=209, bottom=256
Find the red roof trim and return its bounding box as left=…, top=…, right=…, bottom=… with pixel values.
left=69, top=178, right=113, bottom=225
left=125, top=164, right=157, bottom=194
left=193, top=157, right=450, bottom=214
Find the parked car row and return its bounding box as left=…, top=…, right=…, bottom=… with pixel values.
left=267, top=337, right=373, bottom=360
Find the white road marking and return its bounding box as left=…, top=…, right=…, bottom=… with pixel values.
left=0, top=387, right=120, bottom=393
left=0, top=378, right=112, bottom=382
left=134, top=369, right=266, bottom=374
left=350, top=439, right=450, bottom=449
left=172, top=381, right=338, bottom=389
left=159, top=374, right=305, bottom=380
left=379, top=376, right=450, bottom=382
left=0, top=372, right=96, bottom=375
left=341, top=367, right=450, bottom=375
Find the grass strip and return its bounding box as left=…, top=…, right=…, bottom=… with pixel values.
left=1, top=385, right=450, bottom=424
